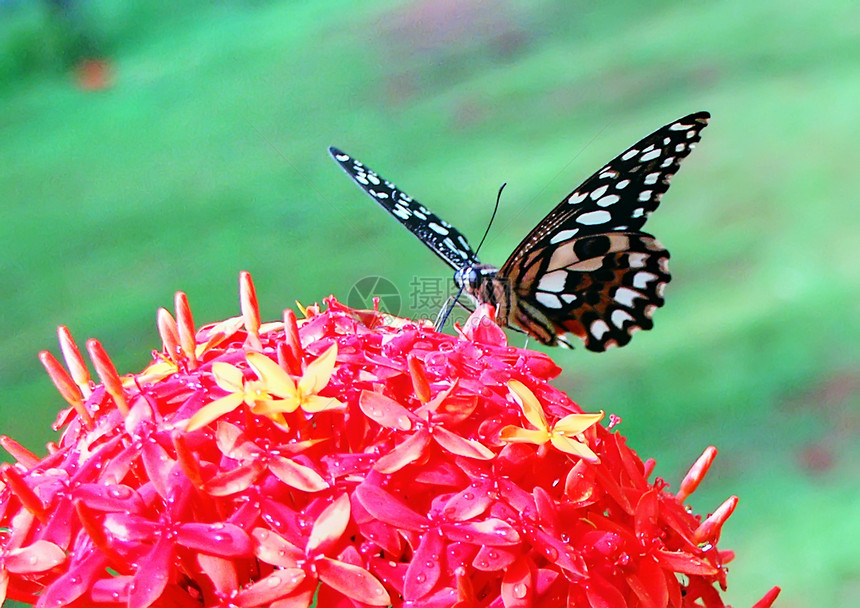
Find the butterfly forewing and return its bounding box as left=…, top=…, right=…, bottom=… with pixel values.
left=328, top=147, right=479, bottom=270
left=500, top=112, right=709, bottom=273
left=498, top=112, right=709, bottom=350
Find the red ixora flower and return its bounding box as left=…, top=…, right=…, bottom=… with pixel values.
left=0, top=271, right=780, bottom=608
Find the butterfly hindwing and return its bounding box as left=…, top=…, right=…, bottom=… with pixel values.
left=510, top=233, right=671, bottom=350
left=328, top=147, right=478, bottom=270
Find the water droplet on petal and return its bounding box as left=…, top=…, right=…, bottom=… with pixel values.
left=512, top=583, right=528, bottom=599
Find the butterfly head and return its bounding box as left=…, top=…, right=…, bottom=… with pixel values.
left=454, top=263, right=503, bottom=305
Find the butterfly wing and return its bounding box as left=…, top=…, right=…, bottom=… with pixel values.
left=498, top=112, right=709, bottom=350
left=329, top=147, right=479, bottom=270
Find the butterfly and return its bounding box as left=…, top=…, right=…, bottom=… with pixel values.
left=329, top=111, right=709, bottom=351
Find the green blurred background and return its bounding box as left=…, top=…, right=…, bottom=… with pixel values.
left=1, top=0, right=858, bottom=606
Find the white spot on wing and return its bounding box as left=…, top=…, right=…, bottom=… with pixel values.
left=611, top=309, right=634, bottom=328
left=590, top=320, right=610, bottom=340
left=428, top=222, right=448, bottom=235
left=614, top=287, right=641, bottom=308
left=633, top=271, right=658, bottom=289
left=670, top=122, right=692, bottom=131
left=621, top=149, right=639, bottom=161
left=561, top=293, right=577, bottom=304
left=615, top=179, right=630, bottom=189
left=549, top=228, right=579, bottom=244
left=597, top=194, right=620, bottom=207
left=638, top=190, right=652, bottom=202
left=640, top=149, right=661, bottom=162
left=577, top=210, right=612, bottom=225
left=590, top=184, right=609, bottom=199
left=628, top=252, right=648, bottom=268
left=392, top=205, right=410, bottom=220
left=644, top=172, right=660, bottom=185
left=335, top=153, right=349, bottom=161
left=567, top=191, right=587, bottom=205
left=536, top=292, right=562, bottom=309
left=538, top=270, right=568, bottom=294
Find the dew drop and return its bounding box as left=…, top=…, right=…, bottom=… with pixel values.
left=512, top=583, right=528, bottom=599
left=267, top=575, right=282, bottom=587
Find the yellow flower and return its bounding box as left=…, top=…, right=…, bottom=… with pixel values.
left=186, top=361, right=273, bottom=431
left=250, top=344, right=345, bottom=416
left=186, top=344, right=343, bottom=431
left=499, top=380, right=603, bottom=462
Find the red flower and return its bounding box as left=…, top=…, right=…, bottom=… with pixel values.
left=0, top=272, right=779, bottom=607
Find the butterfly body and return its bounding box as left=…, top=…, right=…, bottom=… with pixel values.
left=329, top=111, right=708, bottom=351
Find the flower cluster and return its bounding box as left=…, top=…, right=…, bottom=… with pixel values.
left=0, top=272, right=779, bottom=607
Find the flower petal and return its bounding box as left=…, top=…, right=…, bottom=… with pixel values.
left=359, top=390, right=413, bottom=430
left=374, top=429, right=432, bottom=474
left=549, top=434, right=600, bottom=461
left=508, top=380, right=548, bottom=431
left=234, top=568, right=306, bottom=607
left=355, top=482, right=427, bottom=531
left=246, top=352, right=297, bottom=397
left=432, top=426, right=494, bottom=460
left=212, top=362, right=245, bottom=392
left=316, top=556, right=391, bottom=606
left=300, top=394, right=345, bottom=413
left=252, top=528, right=304, bottom=567
left=307, top=493, right=350, bottom=554
left=298, top=343, right=337, bottom=395
left=5, top=540, right=66, bottom=573
left=251, top=397, right=300, bottom=416
left=176, top=522, right=253, bottom=557
left=499, top=426, right=550, bottom=445
left=187, top=392, right=244, bottom=431
left=268, top=456, right=329, bottom=493
left=404, top=529, right=443, bottom=599
left=553, top=411, right=605, bottom=436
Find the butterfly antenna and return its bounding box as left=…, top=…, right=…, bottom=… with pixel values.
left=474, top=182, right=505, bottom=258
left=435, top=183, right=506, bottom=332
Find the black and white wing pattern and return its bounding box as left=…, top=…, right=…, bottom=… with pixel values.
left=328, top=147, right=479, bottom=270
left=329, top=111, right=709, bottom=351
left=498, top=111, right=710, bottom=350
